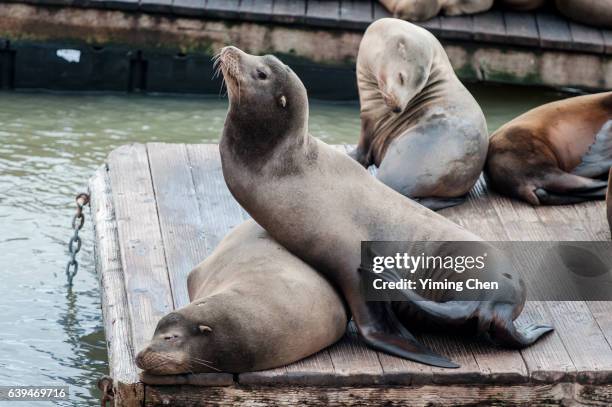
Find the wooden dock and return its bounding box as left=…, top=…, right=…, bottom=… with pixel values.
left=2, top=1, right=612, bottom=93
left=90, top=143, right=612, bottom=406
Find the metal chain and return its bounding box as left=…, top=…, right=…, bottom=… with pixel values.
left=65, top=193, right=90, bottom=286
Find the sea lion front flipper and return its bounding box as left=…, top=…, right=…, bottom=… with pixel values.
left=358, top=301, right=460, bottom=368
left=534, top=188, right=607, bottom=205
left=573, top=120, right=612, bottom=178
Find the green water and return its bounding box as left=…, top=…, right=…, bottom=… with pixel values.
left=0, top=84, right=566, bottom=405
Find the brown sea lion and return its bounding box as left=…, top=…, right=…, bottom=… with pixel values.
left=218, top=45, right=552, bottom=368
left=378, top=0, right=494, bottom=21
left=135, top=220, right=348, bottom=375
left=555, top=0, right=612, bottom=29
left=486, top=92, right=612, bottom=205
left=351, top=18, right=488, bottom=210
left=498, top=0, right=546, bottom=11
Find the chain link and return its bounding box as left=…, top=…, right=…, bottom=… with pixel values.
left=65, top=193, right=90, bottom=286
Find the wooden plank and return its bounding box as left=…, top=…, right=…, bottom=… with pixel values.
left=172, top=0, right=206, bottom=16
left=439, top=15, right=474, bottom=41
left=569, top=22, right=605, bottom=54
left=186, top=144, right=246, bottom=254
left=139, top=0, right=173, bottom=13
left=147, top=143, right=208, bottom=309
left=90, top=165, right=143, bottom=405
left=372, top=0, right=391, bottom=20
left=419, top=17, right=442, bottom=36
left=239, top=0, right=273, bottom=22
left=488, top=194, right=612, bottom=384
left=306, top=0, right=340, bottom=27
left=536, top=12, right=572, bottom=50
left=204, top=0, right=240, bottom=19
left=603, top=30, right=612, bottom=54
left=107, top=143, right=174, bottom=352
left=504, top=11, right=539, bottom=47
left=146, top=383, right=607, bottom=406
left=339, top=0, right=373, bottom=30
left=472, top=10, right=506, bottom=42
left=271, top=0, right=306, bottom=24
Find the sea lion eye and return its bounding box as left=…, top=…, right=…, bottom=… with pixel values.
left=257, top=70, right=267, bottom=80
left=399, top=73, right=405, bottom=86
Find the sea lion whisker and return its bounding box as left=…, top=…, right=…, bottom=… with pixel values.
left=189, top=358, right=222, bottom=372
left=191, top=356, right=215, bottom=364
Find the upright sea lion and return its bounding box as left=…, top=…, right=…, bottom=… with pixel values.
left=486, top=92, right=612, bottom=205
left=555, top=0, right=612, bottom=29
left=135, top=220, right=348, bottom=375
left=218, top=46, right=552, bottom=368
left=498, top=0, right=546, bottom=11
left=352, top=19, right=488, bottom=210
left=378, top=0, right=493, bottom=21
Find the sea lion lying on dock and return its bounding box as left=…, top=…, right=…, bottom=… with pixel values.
left=378, top=0, right=493, bottom=21
left=486, top=92, right=612, bottom=205
left=135, top=220, right=348, bottom=375
left=498, top=0, right=546, bottom=11
left=351, top=18, right=488, bottom=210
left=218, top=45, right=552, bottom=368
left=555, top=0, right=612, bottom=29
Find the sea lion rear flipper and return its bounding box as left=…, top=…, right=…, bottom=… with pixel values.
left=573, top=120, right=612, bottom=178
left=534, top=187, right=607, bottom=205
left=485, top=306, right=554, bottom=348
left=358, top=301, right=460, bottom=368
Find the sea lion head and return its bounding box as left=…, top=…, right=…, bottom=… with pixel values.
left=369, top=22, right=432, bottom=114
left=218, top=46, right=308, bottom=139
left=135, top=302, right=227, bottom=375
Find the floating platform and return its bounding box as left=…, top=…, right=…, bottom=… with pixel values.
left=89, top=143, right=612, bottom=406
left=1, top=1, right=611, bottom=94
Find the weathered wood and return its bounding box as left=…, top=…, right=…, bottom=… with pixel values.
left=339, top=0, right=372, bottom=30
left=147, top=143, right=207, bottom=308
left=306, top=0, right=340, bottom=27
left=270, top=0, right=306, bottom=24
left=372, top=0, right=390, bottom=20
left=239, top=0, right=273, bottom=22
left=171, top=0, right=205, bottom=16
left=90, top=165, right=144, bottom=406
left=504, top=11, right=539, bottom=47
left=204, top=0, right=240, bottom=19
left=95, top=143, right=612, bottom=406
left=107, top=144, right=174, bottom=352
left=537, top=12, right=573, bottom=51
left=472, top=10, right=505, bottom=43
left=139, top=0, right=172, bottom=13
left=145, top=383, right=612, bottom=406
left=439, top=15, right=474, bottom=41
left=569, top=22, right=605, bottom=54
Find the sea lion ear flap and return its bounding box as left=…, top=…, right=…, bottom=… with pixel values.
left=279, top=95, right=287, bottom=108
left=199, top=325, right=213, bottom=334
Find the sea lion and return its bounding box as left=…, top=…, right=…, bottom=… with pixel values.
left=378, top=0, right=494, bottom=21
left=351, top=19, right=488, bottom=210
left=607, top=168, right=612, bottom=237
left=218, top=45, right=553, bottom=368
left=498, top=0, right=546, bottom=11
left=555, top=0, right=612, bottom=29
left=135, top=220, right=348, bottom=375
left=485, top=92, right=612, bottom=205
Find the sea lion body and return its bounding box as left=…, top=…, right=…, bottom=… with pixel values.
left=486, top=92, right=612, bottom=205
left=136, top=220, right=348, bottom=375
left=608, top=168, right=612, bottom=236
left=379, top=0, right=493, bottom=21
left=556, top=0, right=612, bottom=29
left=218, top=46, right=552, bottom=368
left=353, top=19, right=488, bottom=210
left=498, top=0, right=546, bottom=11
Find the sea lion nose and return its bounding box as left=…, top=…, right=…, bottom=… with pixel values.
left=392, top=106, right=401, bottom=113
